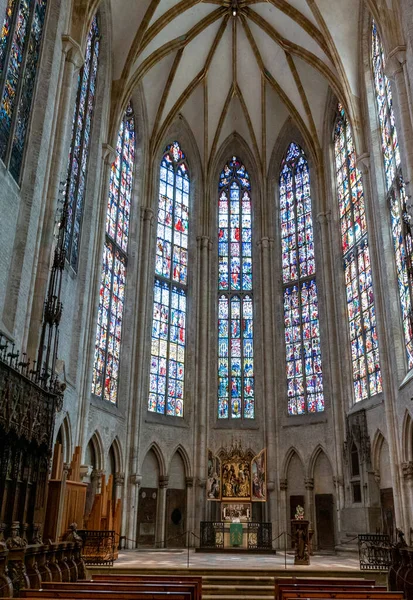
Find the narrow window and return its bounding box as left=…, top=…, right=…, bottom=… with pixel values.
left=91, top=104, right=135, bottom=403
left=334, top=105, right=382, bottom=402
left=0, top=0, right=48, bottom=181
left=64, top=15, right=100, bottom=270
left=148, top=142, right=189, bottom=417
left=280, top=142, right=324, bottom=415
left=218, top=157, right=254, bottom=419
left=372, top=21, right=413, bottom=368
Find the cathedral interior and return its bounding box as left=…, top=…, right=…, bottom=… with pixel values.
left=1, top=0, right=413, bottom=565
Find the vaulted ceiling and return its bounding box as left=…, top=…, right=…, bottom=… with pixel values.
left=108, top=0, right=365, bottom=170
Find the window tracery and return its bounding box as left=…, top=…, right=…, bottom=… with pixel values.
left=334, top=105, right=382, bottom=402
left=218, top=157, right=255, bottom=420
left=91, top=103, right=135, bottom=404
left=280, top=142, right=324, bottom=415
left=371, top=21, right=413, bottom=368
left=148, top=142, right=189, bottom=417
left=0, top=0, right=48, bottom=181
left=64, top=15, right=100, bottom=271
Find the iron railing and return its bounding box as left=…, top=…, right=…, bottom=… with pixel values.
left=358, top=533, right=392, bottom=570
left=78, top=530, right=116, bottom=566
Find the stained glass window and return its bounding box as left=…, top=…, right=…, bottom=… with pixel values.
left=372, top=22, right=413, bottom=368
left=218, top=157, right=254, bottom=419
left=64, top=15, right=100, bottom=270
left=0, top=0, right=48, bottom=181
left=148, top=142, right=189, bottom=417
left=334, top=105, right=382, bottom=402
left=280, top=142, right=324, bottom=415
left=91, top=103, right=135, bottom=403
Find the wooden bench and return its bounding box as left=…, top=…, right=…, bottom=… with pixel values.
left=279, top=591, right=403, bottom=600
left=89, top=575, right=202, bottom=600
left=38, top=582, right=198, bottom=600
left=20, top=590, right=192, bottom=600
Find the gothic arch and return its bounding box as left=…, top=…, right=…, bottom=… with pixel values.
left=55, top=415, right=73, bottom=464
left=371, top=429, right=386, bottom=474
left=169, top=445, right=192, bottom=479
left=87, top=431, right=105, bottom=472
left=402, top=411, right=413, bottom=462
left=308, top=445, right=333, bottom=480
left=108, top=437, right=124, bottom=474
left=142, top=443, right=166, bottom=478
left=281, top=447, right=305, bottom=482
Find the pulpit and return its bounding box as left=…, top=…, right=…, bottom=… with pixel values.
left=291, top=519, right=310, bottom=565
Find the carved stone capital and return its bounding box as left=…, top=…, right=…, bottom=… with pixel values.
left=114, top=472, right=125, bottom=487
left=185, top=476, right=194, bottom=488
left=356, top=153, right=370, bottom=174
left=333, top=476, right=344, bottom=488
left=197, top=235, right=211, bottom=251
left=197, top=477, right=207, bottom=489
left=79, top=464, right=92, bottom=480
left=279, top=478, right=288, bottom=491
left=304, top=477, right=314, bottom=490
left=402, top=461, right=413, bottom=480
left=61, top=35, right=84, bottom=69
left=159, top=476, right=169, bottom=489
left=140, top=207, right=154, bottom=224
left=374, top=469, right=381, bottom=485
left=316, top=211, right=331, bottom=226
left=267, top=480, right=275, bottom=492
left=130, top=473, right=142, bottom=487
left=385, top=46, right=407, bottom=78
left=102, top=143, right=116, bottom=165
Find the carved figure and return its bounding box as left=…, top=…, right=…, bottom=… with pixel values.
left=295, top=505, right=305, bottom=520
left=6, top=522, right=27, bottom=549
left=63, top=523, right=83, bottom=544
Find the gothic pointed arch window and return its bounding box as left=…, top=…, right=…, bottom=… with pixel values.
left=0, top=0, right=48, bottom=181
left=334, top=104, right=382, bottom=402
left=148, top=142, right=189, bottom=418
left=371, top=21, right=413, bottom=368
left=64, top=14, right=100, bottom=270
left=279, top=142, right=324, bottom=415
left=91, top=103, right=135, bottom=404
left=218, top=157, right=254, bottom=420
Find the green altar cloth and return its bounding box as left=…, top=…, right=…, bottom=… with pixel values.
left=229, top=522, right=243, bottom=546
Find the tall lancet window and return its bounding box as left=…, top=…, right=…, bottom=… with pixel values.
left=372, top=21, right=413, bottom=368
left=148, top=142, right=189, bottom=418
left=334, top=105, right=382, bottom=402
left=280, top=143, right=324, bottom=415
left=91, top=103, right=135, bottom=404
left=218, top=157, right=254, bottom=420
left=64, top=15, right=100, bottom=270
left=0, top=0, right=48, bottom=181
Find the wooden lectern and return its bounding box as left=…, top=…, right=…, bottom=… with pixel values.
left=291, top=519, right=310, bottom=565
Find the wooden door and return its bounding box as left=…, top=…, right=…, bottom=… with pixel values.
left=137, top=487, right=158, bottom=547
left=315, top=493, right=335, bottom=549
left=380, top=488, right=395, bottom=541
left=165, top=489, right=186, bottom=548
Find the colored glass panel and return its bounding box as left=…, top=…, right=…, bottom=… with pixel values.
left=0, top=0, right=48, bottom=180
left=148, top=141, right=189, bottom=417
left=64, top=15, right=100, bottom=270
left=218, top=157, right=254, bottom=419
left=372, top=22, right=413, bottom=369
left=334, top=106, right=382, bottom=402
left=92, top=104, right=135, bottom=404
left=280, top=142, right=324, bottom=415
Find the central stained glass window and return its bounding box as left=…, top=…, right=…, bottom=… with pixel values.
left=280, top=142, right=324, bottom=415
left=148, top=142, right=189, bottom=417
left=218, top=157, right=255, bottom=419
left=334, top=105, right=382, bottom=402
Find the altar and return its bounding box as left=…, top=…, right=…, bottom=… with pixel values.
left=199, top=521, right=274, bottom=553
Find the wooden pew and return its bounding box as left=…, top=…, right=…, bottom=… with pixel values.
left=279, top=591, right=403, bottom=600
left=275, top=578, right=379, bottom=600
left=20, top=593, right=191, bottom=600
left=38, top=581, right=198, bottom=600
left=90, top=575, right=202, bottom=600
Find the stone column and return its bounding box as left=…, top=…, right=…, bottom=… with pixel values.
left=193, top=236, right=211, bottom=525
left=127, top=474, right=142, bottom=549
left=258, top=237, right=277, bottom=529
left=185, top=477, right=194, bottom=547
left=279, top=479, right=288, bottom=549
left=357, top=155, right=406, bottom=530
left=304, top=477, right=315, bottom=541
left=402, top=462, right=413, bottom=532
left=26, top=35, right=84, bottom=356
left=114, top=472, right=125, bottom=503
left=157, top=476, right=169, bottom=548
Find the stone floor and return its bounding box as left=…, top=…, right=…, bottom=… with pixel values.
left=113, top=549, right=361, bottom=571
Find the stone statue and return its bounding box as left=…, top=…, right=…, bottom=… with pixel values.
left=295, top=505, right=305, bottom=520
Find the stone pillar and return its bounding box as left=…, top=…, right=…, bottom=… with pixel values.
left=27, top=35, right=84, bottom=356
left=157, top=476, right=169, bottom=548
left=304, top=477, right=315, bottom=541
left=114, top=472, right=125, bottom=502
left=402, top=462, right=413, bottom=532
left=127, top=474, right=142, bottom=549
left=185, top=477, right=194, bottom=547
left=357, top=155, right=406, bottom=531
left=258, top=237, right=277, bottom=529
left=279, top=478, right=288, bottom=549
left=193, top=236, right=211, bottom=525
